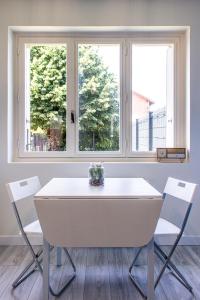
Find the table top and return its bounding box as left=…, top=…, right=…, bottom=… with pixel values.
left=35, top=178, right=162, bottom=199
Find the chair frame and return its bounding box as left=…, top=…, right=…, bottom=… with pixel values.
left=44, top=237, right=155, bottom=300
left=154, top=191, right=193, bottom=293
left=7, top=177, right=76, bottom=296
left=129, top=245, right=150, bottom=299
left=129, top=177, right=197, bottom=297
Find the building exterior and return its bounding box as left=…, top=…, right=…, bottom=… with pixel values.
left=133, top=91, right=154, bottom=118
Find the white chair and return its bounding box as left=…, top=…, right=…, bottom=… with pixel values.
left=6, top=176, right=76, bottom=296
left=129, top=177, right=198, bottom=295
left=34, top=194, right=163, bottom=300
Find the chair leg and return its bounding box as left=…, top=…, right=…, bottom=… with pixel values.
left=129, top=247, right=143, bottom=273
left=63, top=248, right=76, bottom=273
left=155, top=243, right=193, bottom=293
left=129, top=247, right=145, bottom=297
left=12, top=258, right=36, bottom=288
left=129, top=240, right=155, bottom=299
left=42, top=241, right=76, bottom=298
left=155, top=248, right=192, bottom=291
left=12, top=237, right=76, bottom=298
left=12, top=203, right=76, bottom=296
left=12, top=248, right=43, bottom=288
left=49, top=273, right=76, bottom=297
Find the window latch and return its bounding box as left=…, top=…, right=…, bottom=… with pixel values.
left=71, top=111, right=75, bottom=124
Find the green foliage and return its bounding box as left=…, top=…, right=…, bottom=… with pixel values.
left=30, top=44, right=119, bottom=151
left=78, top=45, right=119, bottom=151
left=30, top=45, right=66, bottom=150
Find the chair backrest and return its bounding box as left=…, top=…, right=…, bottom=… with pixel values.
left=6, top=176, right=41, bottom=232
left=34, top=197, right=163, bottom=248
left=163, top=177, right=197, bottom=203
left=6, top=176, right=41, bottom=203
left=162, top=177, right=198, bottom=233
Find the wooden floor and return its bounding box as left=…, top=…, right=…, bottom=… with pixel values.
left=0, top=245, right=199, bottom=300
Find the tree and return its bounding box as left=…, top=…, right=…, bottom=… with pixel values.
left=78, top=45, right=119, bottom=151
left=30, top=44, right=119, bottom=151
left=30, top=45, right=66, bottom=150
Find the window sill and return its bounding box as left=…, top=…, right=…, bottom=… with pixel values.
left=9, top=156, right=188, bottom=164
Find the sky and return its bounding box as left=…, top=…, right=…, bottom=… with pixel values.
left=98, top=44, right=173, bottom=111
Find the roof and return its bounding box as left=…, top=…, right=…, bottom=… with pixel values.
left=133, top=91, right=154, bottom=105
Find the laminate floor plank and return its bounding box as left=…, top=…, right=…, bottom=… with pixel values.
left=107, top=247, right=129, bottom=300
left=57, top=248, right=87, bottom=300
left=0, top=248, right=38, bottom=300
left=121, top=248, right=144, bottom=300
left=28, top=247, right=65, bottom=300
left=0, top=246, right=199, bottom=300
left=172, top=246, right=200, bottom=299
left=0, top=245, right=29, bottom=266
left=154, top=246, right=193, bottom=300
left=83, top=248, right=111, bottom=300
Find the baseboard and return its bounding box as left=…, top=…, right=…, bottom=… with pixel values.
left=155, top=235, right=200, bottom=246
left=0, top=235, right=42, bottom=245
left=0, top=235, right=200, bottom=246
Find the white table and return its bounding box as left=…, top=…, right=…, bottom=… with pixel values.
left=35, top=178, right=162, bottom=300
left=35, top=177, right=161, bottom=200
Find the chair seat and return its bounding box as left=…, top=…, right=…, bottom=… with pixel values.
left=23, top=220, right=42, bottom=235
left=155, top=218, right=180, bottom=236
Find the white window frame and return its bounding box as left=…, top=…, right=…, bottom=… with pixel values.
left=16, top=36, right=70, bottom=158
left=14, top=31, right=187, bottom=161
left=126, top=37, right=181, bottom=158
left=74, top=38, right=124, bottom=158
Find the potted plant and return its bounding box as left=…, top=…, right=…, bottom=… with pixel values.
left=89, top=162, right=104, bottom=186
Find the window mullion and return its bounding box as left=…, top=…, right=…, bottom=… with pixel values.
left=124, top=39, right=132, bottom=156
left=18, top=38, right=26, bottom=157
left=66, top=39, right=76, bottom=155
left=120, top=40, right=126, bottom=156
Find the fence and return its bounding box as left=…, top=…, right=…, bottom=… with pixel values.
left=26, top=128, right=64, bottom=151
left=134, top=109, right=167, bottom=151
left=27, top=109, right=166, bottom=152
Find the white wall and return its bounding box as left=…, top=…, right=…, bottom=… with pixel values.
left=0, top=0, right=200, bottom=242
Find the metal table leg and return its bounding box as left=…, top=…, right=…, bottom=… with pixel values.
left=147, top=238, right=155, bottom=300
left=56, top=247, right=62, bottom=267
left=43, top=239, right=50, bottom=300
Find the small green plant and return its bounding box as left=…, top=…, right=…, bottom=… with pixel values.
left=89, top=163, right=104, bottom=186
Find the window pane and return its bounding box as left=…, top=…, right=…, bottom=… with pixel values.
left=78, top=44, right=120, bottom=151
left=25, top=44, right=67, bottom=152
left=132, top=44, right=174, bottom=151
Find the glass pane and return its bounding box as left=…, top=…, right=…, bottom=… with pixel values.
left=25, top=44, right=67, bottom=152
left=132, top=44, right=174, bottom=152
left=78, top=44, right=120, bottom=151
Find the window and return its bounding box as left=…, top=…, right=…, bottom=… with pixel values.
left=15, top=32, right=186, bottom=160
left=78, top=44, right=120, bottom=152
left=25, top=43, right=67, bottom=152
left=132, top=44, right=174, bottom=152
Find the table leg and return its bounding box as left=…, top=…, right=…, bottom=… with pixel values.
left=147, top=238, right=155, bottom=300
left=56, top=247, right=62, bottom=267
left=43, top=238, right=50, bottom=300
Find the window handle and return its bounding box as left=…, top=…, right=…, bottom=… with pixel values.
left=71, top=111, right=75, bottom=124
